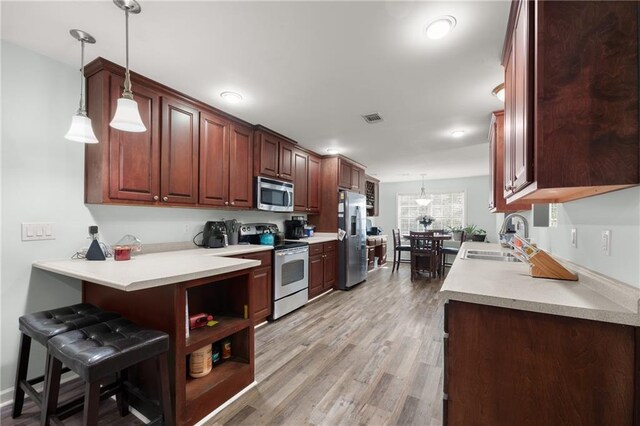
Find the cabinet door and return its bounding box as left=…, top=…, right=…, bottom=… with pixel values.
left=351, top=167, right=364, bottom=192
left=293, top=150, right=308, bottom=211
left=323, top=251, right=336, bottom=290
left=278, top=140, right=295, bottom=181
left=512, top=0, right=533, bottom=193
left=489, top=113, right=497, bottom=210
left=108, top=75, right=161, bottom=202
left=199, top=111, right=228, bottom=206
left=252, top=266, right=272, bottom=323
left=255, top=132, right=279, bottom=178
left=338, top=159, right=352, bottom=189
left=504, top=34, right=516, bottom=198
left=228, top=123, right=253, bottom=208
left=308, top=254, right=324, bottom=298
left=161, top=96, right=199, bottom=204
left=307, top=154, right=321, bottom=213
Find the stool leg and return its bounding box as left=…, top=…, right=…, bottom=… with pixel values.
left=41, top=355, right=62, bottom=426
left=157, top=353, right=173, bottom=426
left=12, top=333, right=31, bottom=418
left=82, top=381, right=101, bottom=426
left=116, top=368, right=129, bottom=417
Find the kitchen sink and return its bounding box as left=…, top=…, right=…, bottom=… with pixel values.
left=462, top=249, right=522, bottom=262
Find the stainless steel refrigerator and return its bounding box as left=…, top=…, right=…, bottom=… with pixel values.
left=338, top=190, right=367, bottom=289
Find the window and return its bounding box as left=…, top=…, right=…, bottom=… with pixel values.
left=397, top=191, right=465, bottom=236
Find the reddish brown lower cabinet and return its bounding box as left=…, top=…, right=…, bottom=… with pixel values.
left=308, top=242, right=337, bottom=299
left=82, top=269, right=255, bottom=426
left=444, top=300, right=639, bottom=426
left=230, top=251, right=272, bottom=324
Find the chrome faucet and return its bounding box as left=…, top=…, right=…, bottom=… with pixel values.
left=500, top=213, right=529, bottom=238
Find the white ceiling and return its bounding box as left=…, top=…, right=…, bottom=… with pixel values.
left=1, top=1, right=509, bottom=183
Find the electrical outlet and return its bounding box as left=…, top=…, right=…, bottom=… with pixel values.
left=570, top=228, right=577, bottom=248
left=22, top=223, right=55, bottom=241
left=601, top=230, right=611, bottom=256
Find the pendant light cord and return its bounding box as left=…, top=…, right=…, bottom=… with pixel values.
left=122, top=8, right=133, bottom=99
left=77, top=39, right=87, bottom=116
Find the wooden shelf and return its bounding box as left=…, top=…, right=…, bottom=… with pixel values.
left=185, top=358, right=251, bottom=402
left=185, top=316, right=251, bottom=353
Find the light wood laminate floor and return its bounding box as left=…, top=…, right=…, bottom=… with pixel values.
left=1, top=265, right=444, bottom=426
left=208, top=265, right=445, bottom=426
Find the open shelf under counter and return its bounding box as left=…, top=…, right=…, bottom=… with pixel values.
left=185, top=357, right=251, bottom=402
left=185, top=316, right=251, bottom=353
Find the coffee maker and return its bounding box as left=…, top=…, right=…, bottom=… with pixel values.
left=284, top=218, right=306, bottom=240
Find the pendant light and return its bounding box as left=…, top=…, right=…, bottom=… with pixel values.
left=416, top=174, right=431, bottom=206
left=64, top=30, right=98, bottom=144
left=110, top=0, right=146, bottom=132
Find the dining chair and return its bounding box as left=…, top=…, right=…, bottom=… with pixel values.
left=442, top=231, right=465, bottom=274
left=409, top=231, right=442, bottom=281
left=392, top=229, right=411, bottom=272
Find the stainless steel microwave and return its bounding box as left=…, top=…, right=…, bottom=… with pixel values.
left=255, top=176, right=294, bottom=212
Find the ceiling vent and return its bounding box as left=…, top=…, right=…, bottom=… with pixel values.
left=362, top=113, right=383, bottom=124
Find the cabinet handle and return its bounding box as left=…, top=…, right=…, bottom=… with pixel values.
left=153, top=195, right=159, bottom=201
left=231, top=201, right=235, bottom=206
left=504, top=184, right=514, bottom=191
left=225, top=201, right=229, bottom=206
left=162, top=196, right=168, bottom=202
left=277, top=173, right=280, bottom=177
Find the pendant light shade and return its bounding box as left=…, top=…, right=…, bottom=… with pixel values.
left=65, top=29, right=98, bottom=144
left=416, top=174, right=431, bottom=206
left=65, top=115, right=99, bottom=143
left=110, top=0, right=146, bottom=133
left=110, top=97, right=146, bottom=132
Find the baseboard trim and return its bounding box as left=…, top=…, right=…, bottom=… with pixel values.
left=194, top=381, right=257, bottom=426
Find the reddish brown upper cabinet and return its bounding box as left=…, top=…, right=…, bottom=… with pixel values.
left=365, top=175, right=379, bottom=217
left=199, top=112, right=253, bottom=208
left=84, top=57, right=256, bottom=209
left=311, top=155, right=366, bottom=232
left=161, top=96, right=199, bottom=205
left=489, top=111, right=531, bottom=213
left=253, top=127, right=296, bottom=181
left=337, top=157, right=365, bottom=193
left=292, top=150, right=322, bottom=213
left=502, top=0, right=639, bottom=204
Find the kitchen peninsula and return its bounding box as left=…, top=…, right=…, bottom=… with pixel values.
left=33, top=245, right=273, bottom=426
left=440, top=243, right=640, bottom=425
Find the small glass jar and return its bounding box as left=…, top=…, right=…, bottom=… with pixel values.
left=114, top=246, right=131, bottom=261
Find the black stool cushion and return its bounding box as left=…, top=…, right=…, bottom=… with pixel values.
left=47, top=318, right=169, bottom=382
left=19, top=303, right=120, bottom=346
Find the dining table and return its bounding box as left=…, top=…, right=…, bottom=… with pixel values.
left=403, top=233, right=452, bottom=277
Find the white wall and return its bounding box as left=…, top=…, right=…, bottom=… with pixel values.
left=500, top=187, right=640, bottom=288
left=0, top=42, right=295, bottom=396
left=376, top=175, right=497, bottom=240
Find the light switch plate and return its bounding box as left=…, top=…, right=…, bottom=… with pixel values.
left=21, top=223, right=55, bottom=241
left=601, top=230, right=611, bottom=256
left=570, top=228, right=577, bottom=248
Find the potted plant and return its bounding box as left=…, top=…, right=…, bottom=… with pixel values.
left=462, top=224, right=477, bottom=241
left=471, top=228, right=487, bottom=242
left=448, top=226, right=465, bottom=242
left=417, top=215, right=435, bottom=231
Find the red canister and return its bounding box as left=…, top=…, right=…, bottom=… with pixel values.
left=114, top=246, right=131, bottom=261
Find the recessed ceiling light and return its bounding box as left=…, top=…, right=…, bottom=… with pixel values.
left=220, top=91, right=243, bottom=104
left=451, top=130, right=465, bottom=138
left=326, top=148, right=339, bottom=154
left=492, top=83, right=505, bottom=102
left=425, top=16, right=457, bottom=40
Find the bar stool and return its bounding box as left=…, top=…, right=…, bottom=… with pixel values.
left=42, top=317, right=173, bottom=426
left=12, top=303, right=120, bottom=418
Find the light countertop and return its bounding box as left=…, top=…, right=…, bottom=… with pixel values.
left=440, top=242, right=640, bottom=326
left=33, top=245, right=272, bottom=292
left=288, top=233, right=338, bottom=244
